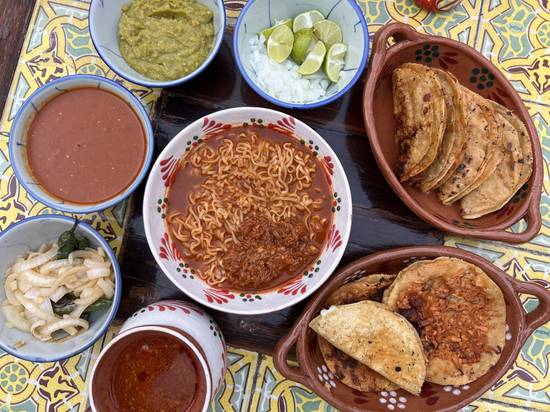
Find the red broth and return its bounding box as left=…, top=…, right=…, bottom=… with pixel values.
left=25, top=88, right=146, bottom=204
left=92, top=330, right=207, bottom=412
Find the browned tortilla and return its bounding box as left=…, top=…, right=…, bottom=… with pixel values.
left=310, top=301, right=426, bottom=395
left=383, top=257, right=506, bottom=385
left=416, top=69, right=466, bottom=192
left=319, top=274, right=397, bottom=392
left=438, top=88, right=499, bottom=204
left=392, top=63, right=446, bottom=182
left=460, top=102, right=533, bottom=219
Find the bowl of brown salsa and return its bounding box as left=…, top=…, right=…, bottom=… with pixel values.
left=143, top=107, right=352, bottom=314
left=90, top=326, right=211, bottom=412
left=9, top=74, right=154, bottom=213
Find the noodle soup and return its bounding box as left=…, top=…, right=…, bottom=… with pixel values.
left=165, top=126, right=333, bottom=291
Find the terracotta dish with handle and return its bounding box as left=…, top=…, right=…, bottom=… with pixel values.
left=274, top=245, right=550, bottom=412
left=362, top=22, right=543, bottom=244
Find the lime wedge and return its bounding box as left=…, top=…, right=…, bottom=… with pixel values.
left=324, top=43, right=347, bottom=82
left=313, top=19, right=343, bottom=47
left=297, top=41, right=326, bottom=76
left=292, top=10, right=325, bottom=32
left=261, top=18, right=293, bottom=42
left=267, top=25, right=294, bottom=63
left=290, top=29, right=315, bottom=64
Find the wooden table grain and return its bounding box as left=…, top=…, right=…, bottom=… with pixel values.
left=117, top=30, right=444, bottom=355
left=0, top=0, right=35, bottom=110
left=0, top=5, right=443, bottom=354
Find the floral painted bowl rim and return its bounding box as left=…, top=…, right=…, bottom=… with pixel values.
left=143, top=107, right=353, bottom=314
left=273, top=245, right=550, bottom=412
left=362, top=22, right=543, bottom=244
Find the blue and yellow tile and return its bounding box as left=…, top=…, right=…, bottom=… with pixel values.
left=0, top=0, right=548, bottom=411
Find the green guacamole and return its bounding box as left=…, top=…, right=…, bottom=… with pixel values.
left=118, top=0, right=214, bottom=81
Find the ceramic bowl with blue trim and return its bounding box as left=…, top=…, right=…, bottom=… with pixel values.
left=9, top=74, right=154, bottom=214
left=0, top=215, right=121, bottom=362
left=88, top=0, right=226, bottom=88
left=233, top=0, right=370, bottom=109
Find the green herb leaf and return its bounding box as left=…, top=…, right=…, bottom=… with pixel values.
left=83, top=298, right=112, bottom=315
left=76, top=235, right=90, bottom=250
left=57, top=219, right=91, bottom=258
left=52, top=293, right=77, bottom=316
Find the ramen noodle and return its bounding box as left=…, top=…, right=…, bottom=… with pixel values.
left=166, top=126, right=333, bottom=290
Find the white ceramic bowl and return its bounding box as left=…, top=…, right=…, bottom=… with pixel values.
left=0, top=215, right=121, bottom=362
left=89, top=0, right=226, bottom=88
left=90, top=300, right=227, bottom=412
left=233, top=0, right=370, bottom=109
left=9, top=74, right=154, bottom=214
left=143, top=107, right=352, bottom=314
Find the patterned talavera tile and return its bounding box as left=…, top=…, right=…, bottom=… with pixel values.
left=442, top=239, right=550, bottom=410
left=0, top=0, right=549, bottom=411
left=249, top=354, right=337, bottom=412
left=208, top=347, right=259, bottom=412
left=357, top=0, right=483, bottom=46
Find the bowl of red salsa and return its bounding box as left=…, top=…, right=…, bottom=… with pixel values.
left=9, top=74, right=154, bottom=214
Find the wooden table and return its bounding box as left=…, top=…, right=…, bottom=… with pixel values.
left=0, top=2, right=443, bottom=354
left=117, top=29, right=443, bottom=354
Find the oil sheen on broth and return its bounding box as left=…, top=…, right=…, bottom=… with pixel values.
left=166, top=126, right=333, bottom=291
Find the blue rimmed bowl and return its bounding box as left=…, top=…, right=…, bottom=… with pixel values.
left=233, top=0, right=370, bottom=109
left=0, top=215, right=121, bottom=362
left=9, top=74, right=154, bottom=214
left=89, top=0, right=226, bottom=88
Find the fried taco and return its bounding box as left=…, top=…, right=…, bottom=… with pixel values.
left=319, top=274, right=397, bottom=392
left=310, top=300, right=426, bottom=395
left=416, top=69, right=466, bottom=193
left=383, top=257, right=506, bottom=385
left=392, top=63, right=446, bottom=182
left=460, top=103, right=533, bottom=219
left=438, top=87, right=501, bottom=205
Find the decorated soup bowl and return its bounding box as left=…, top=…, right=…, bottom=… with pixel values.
left=89, top=300, right=227, bottom=411
left=273, top=246, right=550, bottom=412
left=143, top=107, right=352, bottom=314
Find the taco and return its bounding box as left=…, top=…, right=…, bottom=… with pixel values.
left=383, top=257, right=506, bottom=385
left=438, top=87, right=499, bottom=205
left=416, top=69, right=466, bottom=192
left=310, top=300, right=426, bottom=395
left=392, top=63, right=446, bottom=182
left=319, top=274, right=397, bottom=392
left=460, top=103, right=533, bottom=219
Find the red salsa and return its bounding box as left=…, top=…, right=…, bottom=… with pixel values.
left=26, top=88, right=146, bottom=204
left=92, top=331, right=206, bottom=412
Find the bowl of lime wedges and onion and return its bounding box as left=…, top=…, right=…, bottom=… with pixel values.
left=233, top=0, right=370, bottom=109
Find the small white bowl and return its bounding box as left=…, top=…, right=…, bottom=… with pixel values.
left=143, top=107, right=352, bottom=315
left=0, top=215, right=121, bottom=362
left=89, top=0, right=226, bottom=88
left=233, top=0, right=370, bottom=109
left=9, top=74, right=154, bottom=214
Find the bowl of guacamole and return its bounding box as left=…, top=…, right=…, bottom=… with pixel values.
left=89, top=0, right=225, bottom=87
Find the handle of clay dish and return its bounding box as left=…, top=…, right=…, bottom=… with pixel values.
left=273, top=326, right=312, bottom=388
left=368, top=22, right=424, bottom=75
left=510, top=277, right=550, bottom=343
left=473, top=197, right=542, bottom=244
